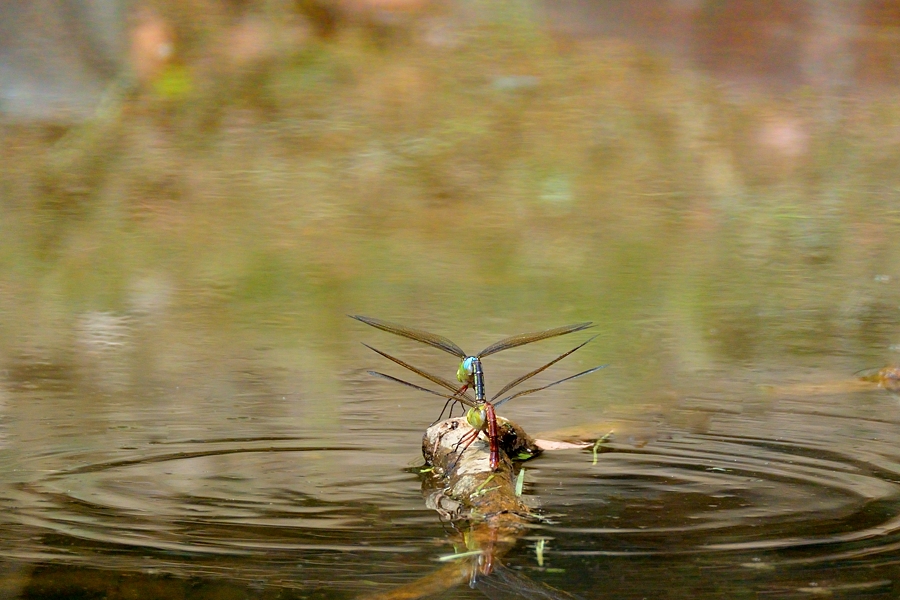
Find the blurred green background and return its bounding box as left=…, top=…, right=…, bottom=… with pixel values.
left=2, top=0, right=900, bottom=406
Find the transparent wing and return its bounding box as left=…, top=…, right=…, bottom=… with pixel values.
left=478, top=322, right=594, bottom=358
left=491, top=336, right=597, bottom=401
left=474, top=563, right=581, bottom=600
left=494, top=365, right=607, bottom=408
left=350, top=315, right=467, bottom=358
left=362, top=343, right=475, bottom=402
left=367, top=371, right=479, bottom=408
left=855, top=366, right=885, bottom=381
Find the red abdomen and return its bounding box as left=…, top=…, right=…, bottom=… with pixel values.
left=484, top=403, right=500, bottom=470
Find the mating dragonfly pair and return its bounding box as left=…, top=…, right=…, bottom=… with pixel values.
left=352, top=315, right=606, bottom=470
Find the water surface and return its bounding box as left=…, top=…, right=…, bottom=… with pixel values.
left=2, top=1, right=900, bottom=598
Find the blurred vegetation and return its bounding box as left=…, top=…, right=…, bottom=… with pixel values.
left=1, top=0, right=900, bottom=396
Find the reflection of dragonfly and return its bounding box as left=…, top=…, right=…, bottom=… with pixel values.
left=351, top=315, right=605, bottom=470
left=440, top=525, right=579, bottom=598
left=474, top=563, right=581, bottom=600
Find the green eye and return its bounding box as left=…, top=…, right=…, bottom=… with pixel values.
left=457, top=357, right=476, bottom=383
left=466, top=407, right=486, bottom=430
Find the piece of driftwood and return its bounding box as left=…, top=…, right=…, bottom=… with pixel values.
left=421, top=416, right=541, bottom=520
left=363, top=417, right=576, bottom=600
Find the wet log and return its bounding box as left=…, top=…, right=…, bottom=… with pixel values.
left=421, top=416, right=541, bottom=521
left=361, top=417, right=582, bottom=600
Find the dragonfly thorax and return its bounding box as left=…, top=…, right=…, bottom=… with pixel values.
left=458, top=356, right=486, bottom=401
left=465, top=405, right=486, bottom=431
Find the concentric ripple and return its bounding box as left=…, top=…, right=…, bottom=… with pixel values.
left=0, top=435, right=444, bottom=589
left=527, top=390, right=900, bottom=569
left=4, top=381, right=900, bottom=597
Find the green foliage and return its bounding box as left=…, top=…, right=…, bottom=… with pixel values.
left=153, top=64, right=194, bottom=100
left=1, top=3, right=900, bottom=378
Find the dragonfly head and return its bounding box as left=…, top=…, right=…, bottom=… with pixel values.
left=457, top=356, right=476, bottom=384
left=465, top=405, right=486, bottom=431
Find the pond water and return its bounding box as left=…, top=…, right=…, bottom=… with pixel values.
left=2, top=324, right=900, bottom=599
left=3, top=1, right=900, bottom=598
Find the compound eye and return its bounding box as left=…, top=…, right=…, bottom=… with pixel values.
left=462, top=357, right=475, bottom=374
left=466, top=407, right=486, bottom=430
left=457, top=357, right=476, bottom=383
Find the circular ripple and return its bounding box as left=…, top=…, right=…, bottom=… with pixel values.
left=6, top=388, right=900, bottom=591
left=530, top=396, right=900, bottom=564
left=3, top=438, right=435, bottom=562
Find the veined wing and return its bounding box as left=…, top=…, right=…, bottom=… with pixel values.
left=490, top=336, right=598, bottom=401
left=478, top=322, right=593, bottom=358
left=350, top=315, right=467, bottom=358
left=367, top=371, right=479, bottom=408
left=856, top=366, right=885, bottom=381
left=474, top=563, right=580, bottom=600
left=362, top=343, right=475, bottom=402
left=494, top=365, right=607, bottom=408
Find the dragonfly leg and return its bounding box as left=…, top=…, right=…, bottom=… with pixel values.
left=451, top=426, right=481, bottom=457
left=431, top=420, right=461, bottom=458
left=442, top=425, right=482, bottom=473
left=432, top=397, right=456, bottom=426
left=431, top=383, right=470, bottom=424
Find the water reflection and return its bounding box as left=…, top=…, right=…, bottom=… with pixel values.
left=2, top=357, right=900, bottom=597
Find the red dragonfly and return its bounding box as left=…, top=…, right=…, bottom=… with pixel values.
left=351, top=315, right=605, bottom=470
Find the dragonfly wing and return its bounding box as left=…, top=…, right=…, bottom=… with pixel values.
left=478, top=322, right=593, bottom=358
left=362, top=343, right=476, bottom=402
left=474, top=563, right=580, bottom=600
left=350, top=315, right=467, bottom=358
left=494, top=364, right=607, bottom=408
left=856, top=366, right=885, bottom=381
left=491, top=336, right=598, bottom=401
left=367, top=371, right=478, bottom=407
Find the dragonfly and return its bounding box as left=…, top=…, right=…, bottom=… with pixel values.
left=351, top=315, right=606, bottom=470
left=857, top=365, right=900, bottom=391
